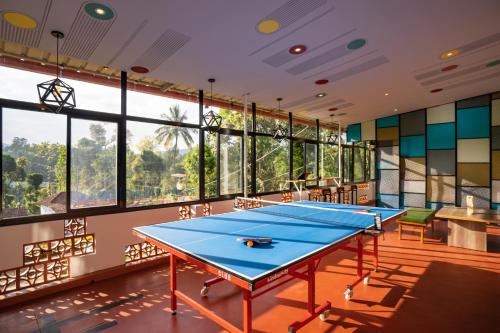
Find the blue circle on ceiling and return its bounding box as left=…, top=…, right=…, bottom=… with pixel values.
left=347, top=38, right=366, bottom=50
left=84, top=3, right=114, bottom=20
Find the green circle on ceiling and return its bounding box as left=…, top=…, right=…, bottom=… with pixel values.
left=84, top=3, right=114, bottom=20
left=347, top=38, right=366, bottom=50
left=486, top=60, right=500, bottom=67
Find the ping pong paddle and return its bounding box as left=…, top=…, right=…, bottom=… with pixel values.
left=238, top=237, right=272, bottom=247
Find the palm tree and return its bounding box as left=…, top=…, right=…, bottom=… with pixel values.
left=155, top=104, right=194, bottom=155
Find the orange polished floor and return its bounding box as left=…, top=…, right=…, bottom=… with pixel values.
left=1, top=221, right=499, bottom=333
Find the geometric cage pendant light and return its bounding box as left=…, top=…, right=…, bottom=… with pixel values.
left=37, top=31, right=76, bottom=113
left=202, top=78, right=222, bottom=133
left=326, top=114, right=339, bottom=144
left=272, top=97, right=287, bottom=141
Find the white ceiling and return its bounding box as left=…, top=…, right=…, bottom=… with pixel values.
left=1, top=0, right=500, bottom=124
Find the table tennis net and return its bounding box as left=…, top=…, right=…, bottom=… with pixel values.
left=234, top=197, right=382, bottom=230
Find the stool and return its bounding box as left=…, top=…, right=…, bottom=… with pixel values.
left=397, top=208, right=436, bottom=243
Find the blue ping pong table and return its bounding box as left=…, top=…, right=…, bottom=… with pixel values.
left=133, top=200, right=405, bottom=333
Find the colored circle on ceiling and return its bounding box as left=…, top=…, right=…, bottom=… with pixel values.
left=486, top=60, right=500, bottom=67
left=3, top=12, right=37, bottom=29
left=289, top=45, right=307, bottom=55
left=440, top=49, right=460, bottom=60
left=316, top=93, right=327, bottom=98
left=257, top=19, right=280, bottom=34
left=347, top=38, right=366, bottom=50
left=430, top=88, right=443, bottom=93
left=441, top=64, right=458, bottom=71
left=131, top=66, right=149, bottom=74
left=84, top=3, right=114, bottom=20
left=315, top=79, right=329, bottom=85
left=328, top=107, right=338, bottom=111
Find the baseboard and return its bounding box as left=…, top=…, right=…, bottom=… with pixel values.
left=0, top=256, right=169, bottom=310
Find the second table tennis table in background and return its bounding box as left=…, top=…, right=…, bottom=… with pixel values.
left=134, top=198, right=405, bottom=333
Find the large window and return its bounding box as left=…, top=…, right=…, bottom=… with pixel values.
left=220, top=134, right=242, bottom=195
left=127, top=85, right=199, bottom=124
left=71, top=119, right=117, bottom=208
left=305, top=143, right=317, bottom=186
left=353, top=143, right=365, bottom=183
left=293, top=122, right=316, bottom=140
left=256, top=113, right=288, bottom=135
left=126, top=121, right=199, bottom=207
left=204, top=132, right=217, bottom=198
left=320, top=144, right=339, bottom=178
left=210, top=106, right=252, bottom=131
left=292, top=141, right=304, bottom=179
left=1, top=108, right=66, bottom=218
left=255, top=137, right=289, bottom=192
left=343, top=145, right=352, bottom=184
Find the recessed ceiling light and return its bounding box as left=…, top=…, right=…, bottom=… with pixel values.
left=20, top=58, right=25, bottom=61
left=76, top=70, right=81, bottom=73
left=328, top=107, right=338, bottom=111
left=40, top=62, right=45, bottom=66
left=3, top=11, right=38, bottom=29
left=384, top=92, right=389, bottom=96
left=145, top=84, right=150, bottom=87
left=84, top=3, right=114, bottom=20
left=257, top=19, right=280, bottom=34
left=346, top=38, right=366, bottom=50
left=430, top=88, right=443, bottom=93
left=131, top=66, right=149, bottom=74
left=316, top=93, right=327, bottom=98
left=289, top=45, right=307, bottom=55
left=103, top=66, right=109, bottom=71
left=315, top=79, right=329, bottom=85
left=394, top=108, right=398, bottom=112
left=440, top=49, right=460, bottom=60
left=441, top=64, right=458, bottom=71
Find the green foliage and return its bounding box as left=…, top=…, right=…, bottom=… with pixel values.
left=55, top=146, right=66, bottom=192
left=27, top=173, right=44, bottom=189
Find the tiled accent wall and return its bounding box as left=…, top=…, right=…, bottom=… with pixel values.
left=375, top=115, right=400, bottom=207
left=348, top=92, right=500, bottom=209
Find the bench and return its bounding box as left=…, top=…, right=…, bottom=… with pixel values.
left=397, top=208, right=436, bottom=243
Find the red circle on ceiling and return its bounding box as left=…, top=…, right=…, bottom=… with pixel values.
left=315, top=79, right=329, bottom=85
left=329, top=107, right=338, bottom=111
left=441, top=64, right=458, bottom=72
left=430, top=88, right=443, bottom=93
left=131, top=66, right=149, bottom=74
left=289, top=45, right=307, bottom=55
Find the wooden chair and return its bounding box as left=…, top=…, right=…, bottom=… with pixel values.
left=397, top=208, right=436, bottom=243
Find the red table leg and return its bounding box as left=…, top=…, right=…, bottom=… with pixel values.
left=373, top=235, right=379, bottom=272
left=170, top=254, right=177, bottom=315
left=243, top=289, right=252, bottom=333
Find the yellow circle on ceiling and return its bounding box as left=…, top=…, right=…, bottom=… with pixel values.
left=257, top=19, right=280, bottom=34
left=440, top=49, right=460, bottom=60
left=3, top=11, right=38, bottom=29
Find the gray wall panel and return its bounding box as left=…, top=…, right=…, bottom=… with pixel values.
left=377, top=169, right=399, bottom=194
left=457, top=186, right=491, bottom=208
left=400, top=110, right=426, bottom=136
left=427, top=150, right=456, bottom=175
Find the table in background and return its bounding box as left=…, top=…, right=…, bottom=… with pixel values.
left=133, top=200, right=404, bottom=333
left=435, top=206, right=500, bottom=251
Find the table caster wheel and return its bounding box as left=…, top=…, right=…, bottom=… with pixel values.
left=171, top=311, right=177, bottom=316
left=200, top=285, right=209, bottom=297
left=344, top=286, right=353, bottom=301
left=288, top=327, right=296, bottom=333
left=319, top=309, right=331, bottom=321
left=363, top=276, right=370, bottom=285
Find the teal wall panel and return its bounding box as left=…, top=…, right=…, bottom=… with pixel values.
left=457, top=106, right=490, bottom=139
left=427, top=123, right=455, bottom=149
left=376, top=115, right=399, bottom=128
left=347, top=123, right=361, bottom=142
left=400, top=135, right=425, bottom=157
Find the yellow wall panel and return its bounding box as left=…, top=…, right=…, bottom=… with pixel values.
left=493, top=151, right=500, bottom=180
left=457, top=163, right=490, bottom=187
left=493, top=99, right=500, bottom=126
left=377, top=127, right=399, bottom=145
left=361, top=120, right=376, bottom=141
left=457, top=139, right=489, bottom=163
left=426, top=176, right=455, bottom=203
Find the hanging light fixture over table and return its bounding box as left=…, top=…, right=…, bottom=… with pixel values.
left=37, top=31, right=76, bottom=113
left=202, top=78, right=222, bottom=133
left=327, top=114, right=339, bottom=144
left=272, top=98, right=287, bottom=141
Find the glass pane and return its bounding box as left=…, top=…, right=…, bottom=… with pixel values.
left=128, top=85, right=199, bottom=124
left=126, top=121, right=199, bottom=207
left=204, top=132, right=217, bottom=198
left=256, top=113, right=288, bottom=135
left=247, top=137, right=252, bottom=195
left=305, top=143, right=317, bottom=186
left=320, top=126, right=339, bottom=142
left=292, top=141, right=304, bottom=179
left=207, top=105, right=251, bottom=131
left=220, top=134, right=242, bottom=195
left=71, top=119, right=117, bottom=208
left=1, top=108, right=66, bottom=218
left=0, top=65, right=121, bottom=113
left=293, top=122, right=316, bottom=140
left=370, top=150, right=376, bottom=180
left=256, top=136, right=289, bottom=193
left=320, top=144, right=339, bottom=178
left=353, top=145, right=365, bottom=183
left=343, top=145, right=352, bottom=183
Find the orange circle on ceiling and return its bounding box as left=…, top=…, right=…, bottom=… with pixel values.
left=131, top=66, right=149, bottom=74
left=441, top=64, right=458, bottom=71
left=430, top=88, right=443, bottom=93
left=315, top=79, right=329, bottom=85
left=3, top=12, right=37, bottom=29
left=257, top=19, right=280, bottom=34
left=440, top=49, right=460, bottom=60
